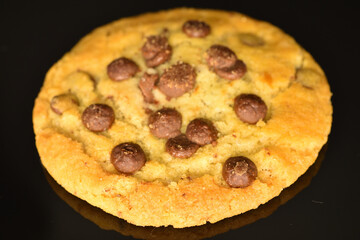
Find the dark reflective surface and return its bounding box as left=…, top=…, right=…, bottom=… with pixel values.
left=1, top=1, right=359, bottom=240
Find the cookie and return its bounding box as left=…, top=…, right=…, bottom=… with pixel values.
left=33, top=8, right=332, bottom=228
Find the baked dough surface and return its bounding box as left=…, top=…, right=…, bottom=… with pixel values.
left=33, top=8, right=332, bottom=227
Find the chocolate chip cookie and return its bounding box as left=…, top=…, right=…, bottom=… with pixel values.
left=33, top=8, right=332, bottom=228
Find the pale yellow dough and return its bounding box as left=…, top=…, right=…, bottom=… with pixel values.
left=33, top=8, right=332, bottom=228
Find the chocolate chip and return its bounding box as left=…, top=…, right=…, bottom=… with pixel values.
left=139, top=72, right=159, bottom=103
left=186, top=118, right=218, bottom=146
left=206, top=45, right=247, bottom=80
left=222, top=156, right=258, bottom=188
left=148, top=108, right=182, bottom=139
left=107, top=57, right=139, bottom=81
left=234, top=94, right=267, bottom=124
left=82, top=104, right=115, bottom=132
left=166, top=134, right=199, bottom=159
left=214, top=59, right=247, bottom=80
left=206, top=45, right=237, bottom=69
left=110, top=143, right=146, bottom=174
left=182, top=20, right=211, bottom=38
left=50, top=93, right=79, bottom=115
left=142, top=35, right=172, bottom=67
left=239, top=33, right=265, bottom=47
left=157, top=62, right=196, bottom=98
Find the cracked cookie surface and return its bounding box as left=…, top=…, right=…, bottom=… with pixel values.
left=33, top=8, right=332, bottom=228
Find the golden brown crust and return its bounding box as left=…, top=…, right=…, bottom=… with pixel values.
left=33, top=8, right=332, bottom=228
left=43, top=145, right=326, bottom=239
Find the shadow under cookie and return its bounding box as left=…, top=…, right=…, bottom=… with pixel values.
left=42, top=144, right=327, bottom=240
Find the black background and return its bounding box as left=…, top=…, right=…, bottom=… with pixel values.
left=1, top=0, right=359, bottom=239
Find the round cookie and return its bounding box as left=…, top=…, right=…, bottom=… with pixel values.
left=33, top=8, right=332, bottom=228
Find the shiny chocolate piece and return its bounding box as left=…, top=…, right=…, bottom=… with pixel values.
left=186, top=118, right=218, bottom=146
left=166, top=134, right=199, bottom=159
left=82, top=104, right=115, bottom=132
left=148, top=108, right=182, bottom=139
left=222, top=156, right=258, bottom=188
left=182, top=20, right=211, bottom=38
left=157, top=62, right=196, bottom=98
left=142, top=35, right=172, bottom=67
left=111, top=143, right=146, bottom=174
left=214, top=59, right=247, bottom=80
left=206, top=45, right=237, bottom=69
left=107, top=57, right=139, bottom=81
left=234, top=94, right=267, bottom=124
left=139, top=72, right=159, bottom=103
left=50, top=93, right=79, bottom=115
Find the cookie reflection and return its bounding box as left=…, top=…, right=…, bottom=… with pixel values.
left=43, top=145, right=327, bottom=240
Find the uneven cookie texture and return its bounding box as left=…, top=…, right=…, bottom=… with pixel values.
left=33, top=8, right=332, bottom=228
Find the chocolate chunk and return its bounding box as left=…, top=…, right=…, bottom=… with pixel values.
left=182, top=20, right=211, bottom=38
left=139, top=72, right=159, bottom=103
left=82, top=104, right=115, bottom=132
left=111, top=143, right=146, bottom=174
left=157, top=62, right=196, bottom=98
left=50, top=93, right=79, bottom=115
left=107, top=57, right=139, bottom=81
left=166, top=134, right=199, bottom=159
left=186, top=118, right=218, bottom=146
left=222, top=156, right=258, bottom=188
left=142, top=35, right=172, bottom=67
left=214, top=59, right=247, bottom=80
left=239, top=33, right=265, bottom=47
left=206, top=45, right=237, bottom=69
left=234, top=94, right=267, bottom=124
left=148, top=108, right=182, bottom=139
left=206, top=44, right=247, bottom=80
